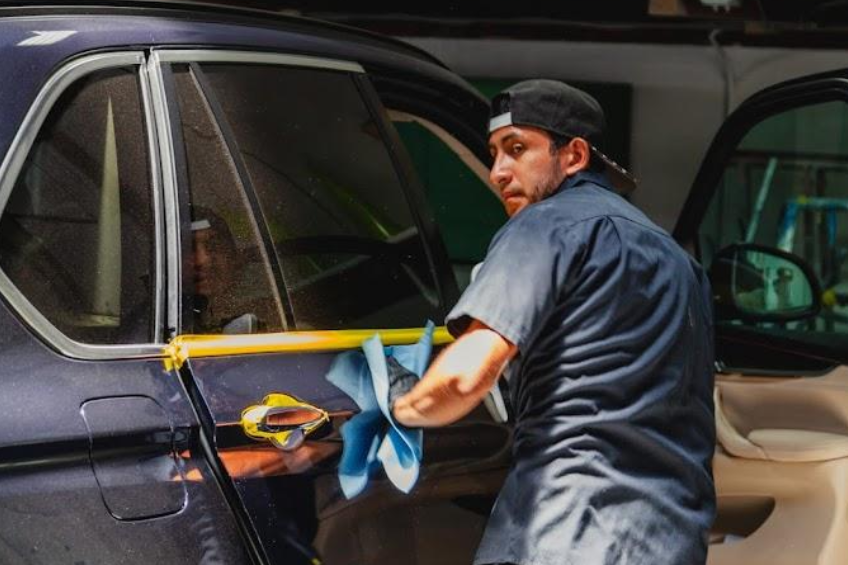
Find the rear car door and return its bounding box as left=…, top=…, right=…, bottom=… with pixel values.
left=151, top=50, right=511, bottom=565
left=675, top=73, right=848, bottom=565
left=0, top=50, right=248, bottom=562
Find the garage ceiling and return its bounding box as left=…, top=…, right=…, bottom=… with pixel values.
left=187, top=0, right=848, bottom=47
left=202, top=0, right=848, bottom=27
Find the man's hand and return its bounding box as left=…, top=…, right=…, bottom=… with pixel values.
left=386, top=356, right=419, bottom=412
left=391, top=320, right=517, bottom=428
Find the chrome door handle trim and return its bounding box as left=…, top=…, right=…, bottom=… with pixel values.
left=240, top=393, right=329, bottom=451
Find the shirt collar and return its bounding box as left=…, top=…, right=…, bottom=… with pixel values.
left=557, top=170, right=612, bottom=193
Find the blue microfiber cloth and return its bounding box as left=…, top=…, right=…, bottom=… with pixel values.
left=325, top=321, right=434, bottom=499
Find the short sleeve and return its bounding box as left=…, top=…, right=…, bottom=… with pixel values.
left=446, top=208, right=586, bottom=353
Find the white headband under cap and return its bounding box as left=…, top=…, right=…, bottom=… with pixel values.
left=191, top=219, right=211, bottom=232
left=488, top=112, right=513, bottom=133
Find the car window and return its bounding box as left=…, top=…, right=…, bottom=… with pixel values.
left=699, top=100, right=848, bottom=349
left=389, top=110, right=506, bottom=290
left=195, top=63, right=441, bottom=330
left=171, top=65, right=286, bottom=334
left=0, top=66, right=155, bottom=344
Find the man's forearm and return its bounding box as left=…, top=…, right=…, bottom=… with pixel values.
left=392, top=322, right=516, bottom=427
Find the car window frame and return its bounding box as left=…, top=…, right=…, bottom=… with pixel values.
left=155, top=60, right=293, bottom=334
left=674, top=78, right=848, bottom=250
left=0, top=51, right=166, bottom=360
left=673, top=76, right=848, bottom=371
left=387, top=109, right=492, bottom=190
left=368, top=69, right=493, bottom=304
left=149, top=49, right=452, bottom=334
left=385, top=108, right=505, bottom=290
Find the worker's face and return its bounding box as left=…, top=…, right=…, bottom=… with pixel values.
left=193, top=227, right=234, bottom=297
left=488, top=125, right=566, bottom=217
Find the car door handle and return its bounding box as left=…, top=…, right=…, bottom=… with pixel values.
left=240, top=393, right=329, bottom=451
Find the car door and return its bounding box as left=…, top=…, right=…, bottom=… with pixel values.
left=150, top=50, right=511, bottom=565
left=674, top=72, right=848, bottom=565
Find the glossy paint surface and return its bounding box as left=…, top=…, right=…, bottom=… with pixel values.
left=189, top=349, right=511, bottom=565
left=0, top=8, right=492, bottom=564
left=0, top=298, right=249, bottom=563
left=81, top=396, right=187, bottom=520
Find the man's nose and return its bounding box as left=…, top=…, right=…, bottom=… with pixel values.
left=489, top=154, right=511, bottom=189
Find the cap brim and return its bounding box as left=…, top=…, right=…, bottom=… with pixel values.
left=591, top=146, right=637, bottom=196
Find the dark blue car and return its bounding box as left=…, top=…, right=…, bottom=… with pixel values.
left=0, top=3, right=510, bottom=564
left=3, top=3, right=848, bottom=565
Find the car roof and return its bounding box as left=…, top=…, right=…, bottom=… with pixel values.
left=0, top=2, right=487, bottom=167
left=0, top=0, right=448, bottom=68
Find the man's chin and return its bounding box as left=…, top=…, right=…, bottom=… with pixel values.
left=504, top=197, right=528, bottom=217
left=195, top=282, right=209, bottom=296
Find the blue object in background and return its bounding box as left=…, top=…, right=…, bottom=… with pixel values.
left=326, top=321, right=434, bottom=499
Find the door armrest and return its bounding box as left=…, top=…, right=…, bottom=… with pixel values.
left=747, top=429, right=848, bottom=462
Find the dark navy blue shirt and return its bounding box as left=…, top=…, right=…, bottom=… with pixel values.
left=446, top=171, right=716, bottom=565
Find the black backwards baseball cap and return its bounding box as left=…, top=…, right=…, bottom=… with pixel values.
left=489, top=79, right=637, bottom=193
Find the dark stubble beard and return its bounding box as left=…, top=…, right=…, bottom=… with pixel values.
left=531, top=156, right=566, bottom=205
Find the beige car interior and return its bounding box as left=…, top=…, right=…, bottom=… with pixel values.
left=709, top=366, right=848, bottom=565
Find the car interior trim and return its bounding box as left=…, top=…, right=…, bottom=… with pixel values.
left=163, top=325, right=455, bottom=370
left=153, top=49, right=365, bottom=74
left=387, top=109, right=492, bottom=192
left=0, top=51, right=169, bottom=361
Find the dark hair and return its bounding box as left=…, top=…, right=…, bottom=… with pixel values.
left=548, top=132, right=605, bottom=173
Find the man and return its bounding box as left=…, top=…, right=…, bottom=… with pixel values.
left=190, top=207, right=263, bottom=334
left=190, top=209, right=241, bottom=332
left=390, top=79, right=716, bottom=564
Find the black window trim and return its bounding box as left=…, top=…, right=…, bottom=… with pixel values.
left=0, top=51, right=166, bottom=360
left=155, top=61, right=196, bottom=339
left=674, top=77, right=848, bottom=250
left=354, top=74, right=456, bottom=315
left=673, top=76, right=848, bottom=368
left=150, top=48, right=452, bottom=332
left=384, top=107, right=497, bottom=301
left=150, top=49, right=364, bottom=337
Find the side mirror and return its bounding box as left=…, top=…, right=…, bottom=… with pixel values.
left=709, top=243, right=821, bottom=322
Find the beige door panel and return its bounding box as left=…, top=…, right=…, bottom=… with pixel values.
left=709, top=453, right=848, bottom=565
left=718, top=367, right=848, bottom=438
left=709, top=367, right=848, bottom=565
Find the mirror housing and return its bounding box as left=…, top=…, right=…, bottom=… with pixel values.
left=709, top=243, right=821, bottom=323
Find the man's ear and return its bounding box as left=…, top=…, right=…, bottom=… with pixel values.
left=559, top=137, right=591, bottom=176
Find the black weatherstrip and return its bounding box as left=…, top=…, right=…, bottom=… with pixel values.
left=187, top=62, right=296, bottom=328
left=159, top=64, right=195, bottom=338
left=353, top=73, right=459, bottom=313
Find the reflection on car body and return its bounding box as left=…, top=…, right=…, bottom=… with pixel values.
left=3, top=3, right=848, bottom=565
left=0, top=5, right=501, bottom=565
